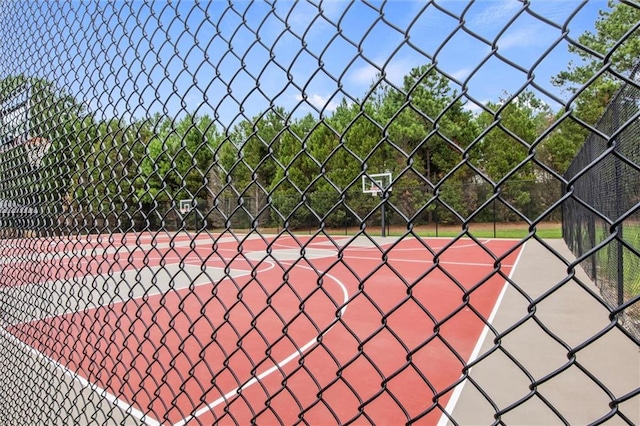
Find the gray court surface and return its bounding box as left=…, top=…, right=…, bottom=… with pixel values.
left=440, top=239, right=640, bottom=425
left=0, top=264, right=247, bottom=327
left=0, top=238, right=637, bottom=425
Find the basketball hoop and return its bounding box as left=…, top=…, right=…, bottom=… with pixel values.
left=370, top=184, right=382, bottom=197
left=179, top=199, right=196, bottom=214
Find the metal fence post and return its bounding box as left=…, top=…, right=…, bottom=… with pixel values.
left=614, top=103, right=624, bottom=307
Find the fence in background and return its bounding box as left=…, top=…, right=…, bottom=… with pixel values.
left=214, top=180, right=562, bottom=236
left=563, top=62, right=640, bottom=339
left=60, top=180, right=560, bottom=235
left=0, top=1, right=638, bottom=425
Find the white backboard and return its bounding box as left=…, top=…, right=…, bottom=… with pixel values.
left=179, top=199, right=197, bottom=213
left=0, top=84, right=30, bottom=148
left=362, top=172, right=393, bottom=194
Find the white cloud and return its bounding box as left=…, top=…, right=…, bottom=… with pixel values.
left=349, top=57, right=422, bottom=88
left=350, top=64, right=380, bottom=86
left=470, top=1, right=522, bottom=29
left=384, top=60, right=416, bottom=86
left=527, top=1, right=583, bottom=25
left=451, top=67, right=471, bottom=81
left=468, top=1, right=556, bottom=52
left=295, top=93, right=339, bottom=112
left=497, top=27, right=539, bottom=51
left=282, top=1, right=347, bottom=38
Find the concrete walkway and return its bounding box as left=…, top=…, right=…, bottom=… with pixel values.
left=441, top=239, right=639, bottom=425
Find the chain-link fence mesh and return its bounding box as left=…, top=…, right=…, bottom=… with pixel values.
left=0, top=1, right=638, bottom=425
left=563, top=61, right=640, bottom=340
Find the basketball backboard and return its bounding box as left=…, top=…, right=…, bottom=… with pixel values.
left=179, top=199, right=197, bottom=214
left=0, top=83, right=30, bottom=148
left=362, top=172, right=392, bottom=196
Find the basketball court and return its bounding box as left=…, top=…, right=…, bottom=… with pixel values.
left=0, top=231, right=523, bottom=425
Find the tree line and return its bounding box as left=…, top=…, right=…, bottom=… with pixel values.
left=0, top=0, right=637, bottom=233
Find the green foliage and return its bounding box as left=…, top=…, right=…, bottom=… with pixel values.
left=549, top=1, right=640, bottom=174
left=62, top=113, right=221, bottom=231
left=381, top=65, right=472, bottom=183
left=0, top=65, right=575, bottom=234
left=553, top=0, right=640, bottom=93
left=8, top=0, right=635, bottom=235
left=0, top=75, right=85, bottom=233
left=474, top=92, right=550, bottom=182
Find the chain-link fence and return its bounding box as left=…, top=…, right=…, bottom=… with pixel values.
left=563, top=61, right=640, bottom=340
left=0, top=1, right=638, bottom=425
left=212, top=180, right=562, bottom=232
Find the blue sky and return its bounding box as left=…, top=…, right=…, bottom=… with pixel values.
left=3, top=0, right=610, bottom=130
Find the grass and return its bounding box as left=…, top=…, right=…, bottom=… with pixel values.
left=253, top=222, right=563, bottom=239
left=614, top=224, right=640, bottom=298
left=388, top=222, right=562, bottom=239
left=583, top=221, right=640, bottom=300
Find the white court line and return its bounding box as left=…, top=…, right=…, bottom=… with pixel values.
left=269, top=238, right=492, bottom=252
left=436, top=241, right=527, bottom=426
left=342, top=254, right=512, bottom=268
left=0, top=246, right=251, bottom=282
left=0, top=237, right=489, bottom=268
left=172, top=264, right=350, bottom=426
left=0, top=327, right=161, bottom=426
left=343, top=239, right=493, bottom=251
left=269, top=240, right=346, bottom=251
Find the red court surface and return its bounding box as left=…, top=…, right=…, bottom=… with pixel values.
left=4, top=232, right=523, bottom=425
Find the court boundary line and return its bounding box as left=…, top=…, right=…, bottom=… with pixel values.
left=2, top=236, right=492, bottom=267
left=436, top=241, right=527, bottom=426
left=271, top=238, right=492, bottom=251
left=0, top=234, right=249, bottom=264
left=342, top=254, right=513, bottom=268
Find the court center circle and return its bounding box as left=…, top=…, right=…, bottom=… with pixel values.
left=245, top=248, right=337, bottom=261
